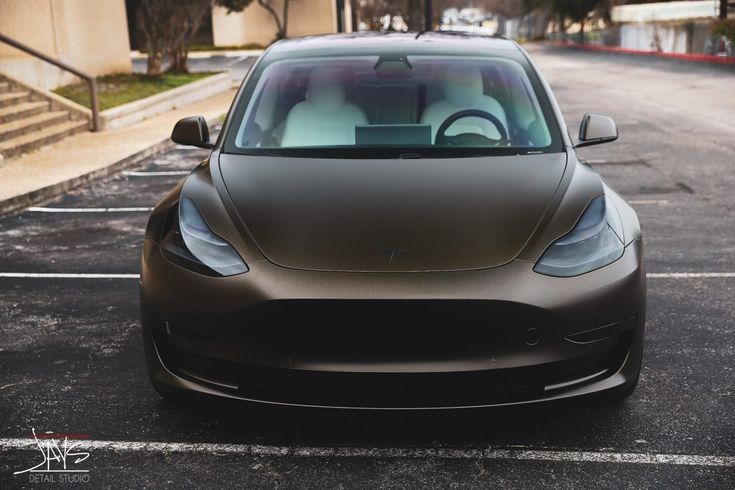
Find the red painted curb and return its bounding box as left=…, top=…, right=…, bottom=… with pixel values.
left=548, top=41, right=735, bottom=65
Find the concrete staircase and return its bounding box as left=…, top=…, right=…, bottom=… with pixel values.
left=0, top=75, right=89, bottom=161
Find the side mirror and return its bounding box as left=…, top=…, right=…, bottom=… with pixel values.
left=171, top=116, right=213, bottom=149
left=575, top=113, right=618, bottom=148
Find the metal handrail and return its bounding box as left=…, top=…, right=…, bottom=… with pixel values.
left=0, top=33, right=100, bottom=131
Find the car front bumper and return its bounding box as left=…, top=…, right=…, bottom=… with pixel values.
left=140, top=238, right=645, bottom=409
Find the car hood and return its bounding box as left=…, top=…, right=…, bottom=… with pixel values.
left=218, top=153, right=567, bottom=272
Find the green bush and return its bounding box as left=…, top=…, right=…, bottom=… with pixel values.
left=711, top=19, right=735, bottom=43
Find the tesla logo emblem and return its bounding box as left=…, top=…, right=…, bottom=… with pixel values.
left=382, top=248, right=403, bottom=263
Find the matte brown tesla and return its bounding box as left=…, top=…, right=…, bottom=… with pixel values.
left=140, top=32, right=645, bottom=409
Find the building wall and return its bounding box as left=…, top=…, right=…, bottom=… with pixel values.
left=0, top=0, right=132, bottom=90
left=619, top=21, right=712, bottom=54
left=212, top=0, right=337, bottom=48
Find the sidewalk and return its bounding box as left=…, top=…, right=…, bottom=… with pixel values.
left=0, top=88, right=237, bottom=214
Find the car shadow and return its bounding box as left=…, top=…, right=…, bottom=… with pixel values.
left=153, top=393, right=635, bottom=448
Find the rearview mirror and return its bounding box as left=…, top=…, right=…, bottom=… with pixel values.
left=576, top=113, right=618, bottom=148
left=171, top=116, right=213, bottom=149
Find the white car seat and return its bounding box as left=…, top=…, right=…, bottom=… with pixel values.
left=281, top=67, right=368, bottom=147
left=420, top=66, right=508, bottom=143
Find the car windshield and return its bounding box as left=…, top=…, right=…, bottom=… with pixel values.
left=228, top=53, right=560, bottom=158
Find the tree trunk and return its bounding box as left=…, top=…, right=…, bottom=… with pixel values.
left=137, top=0, right=171, bottom=76
left=721, top=0, right=728, bottom=19
left=281, top=0, right=290, bottom=39
left=578, top=20, right=585, bottom=44
left=165, top=0, right=212, bottom=74
left=168, top=45, right=189, bottom=74
left=258, top=0, right=286, bottom=40
left=147, top=53, right=163, bottom=76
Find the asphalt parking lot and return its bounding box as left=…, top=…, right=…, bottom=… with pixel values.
left=1, top=45, right=734, bottom=488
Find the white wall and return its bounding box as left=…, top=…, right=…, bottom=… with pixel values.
left=0, top=0, right=132, bottom=90
left=620, top=23, right=690, bottom=53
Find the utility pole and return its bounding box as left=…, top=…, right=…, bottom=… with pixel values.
left=424, top=0, right=433, bottom=31
left=336, top=0, right=344, bottom=32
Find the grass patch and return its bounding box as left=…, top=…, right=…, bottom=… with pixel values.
left=54, top=72, right=220, bottom=111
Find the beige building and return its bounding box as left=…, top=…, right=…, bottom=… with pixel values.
left=0, top=0, right=132, bottom=90
left=212, top=0, right=342, bottom=47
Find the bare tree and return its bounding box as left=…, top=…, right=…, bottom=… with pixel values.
left=137, top=0, right=176, bottom=75
left=257, top=0, right=293, bottom=40
left=168, top=0, right=216, bottom=73
left=138, top=0, right=255, bottom=76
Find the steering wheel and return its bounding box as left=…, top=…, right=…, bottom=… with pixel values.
left=434, top=109, right=509, bottom=147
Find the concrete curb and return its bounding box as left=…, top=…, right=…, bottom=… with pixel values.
left=547, top=41, right=735, bottom=65
left=100, top=72, right=231, bottom=130
left=0, top=117, right=219, bottom=216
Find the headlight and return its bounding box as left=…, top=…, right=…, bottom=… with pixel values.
left=161, top=197, right=248, bottom=276
left=534, top=195, right=624, bottom=277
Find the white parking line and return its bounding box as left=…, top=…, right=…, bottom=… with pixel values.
left=122, top=170, right=190, bottom=177
left=0, top=438, right=732, bottom=467
left=0, top=273, right=140, bottom=279
left=26, top=207, right=153, bottom=213
left=647, top=272, right=735, bottom=278
left=629, top=200, right=670, bottom=205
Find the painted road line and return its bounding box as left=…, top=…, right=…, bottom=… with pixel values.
left=629, top=200, right=670, bottom=205
left=26, top=207, right=153, bottom=213
left=0, top=273, right=140, bottom=279
left=647, top=272, right=735, bottom=278
left=227, top=54, right=252, bottom=67
left=122, top=170, right=190, bottom=177
left=0, top=439, right=732, bottom=467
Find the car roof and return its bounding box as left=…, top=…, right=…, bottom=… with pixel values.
left=265, top=31, right=524, bottom=61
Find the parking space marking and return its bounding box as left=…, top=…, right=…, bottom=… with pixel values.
left=647, top=272, right=735, bottom=278
left=0, top=438, right=733, bottom=467
left=0, top=273, right=140, bottom=279
left=26, top=207, right=153, bottom=213
left=629, top=200, right=670, bottom=205
left=122, top=170, right=190, bottom=177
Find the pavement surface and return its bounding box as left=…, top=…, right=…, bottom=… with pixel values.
left=1, top=44, right=734, bottom=488
left=0, top=88, right=238, bottom=213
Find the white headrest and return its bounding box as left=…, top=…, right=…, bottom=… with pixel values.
left=306, top=67, right=347, bottom=112
left=442, top=65, right=484, bottom=107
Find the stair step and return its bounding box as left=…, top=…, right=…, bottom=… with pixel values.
left=0, top=119, right=88, bottom=159
left=0, top=111, right=71, bottom=142
left=0, top=101, right=49, bottom=124
left=0, top=91, right=30, bottom=108
left=0, top=82, right=10, bottom=93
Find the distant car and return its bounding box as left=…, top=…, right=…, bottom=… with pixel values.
left=141, top=32, right=645, bottom=409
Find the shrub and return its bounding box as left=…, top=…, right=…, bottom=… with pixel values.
left=710, top=19, right=735, bottom=43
